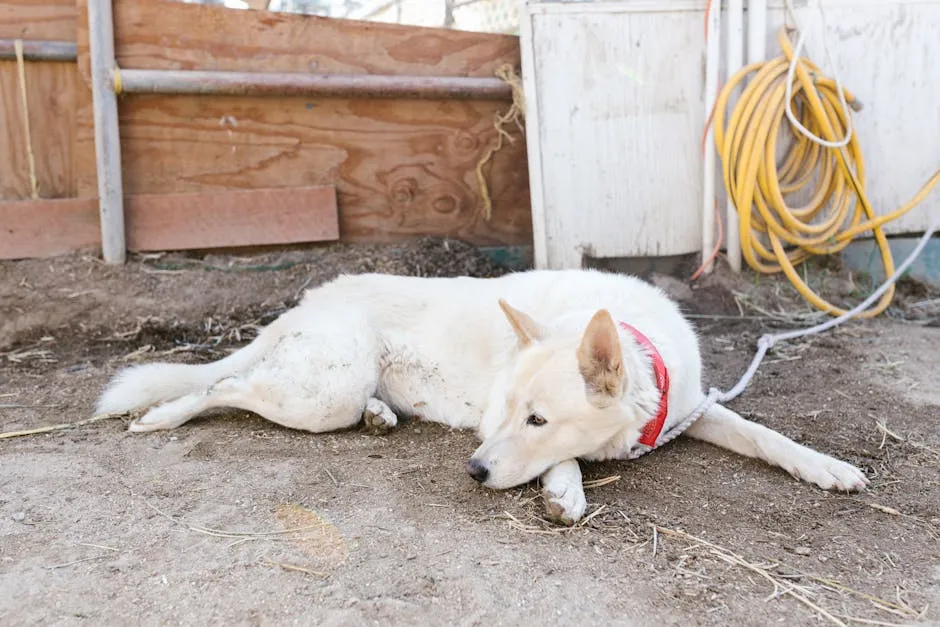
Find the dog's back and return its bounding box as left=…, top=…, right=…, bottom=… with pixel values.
left=302, top=270, right=702, bottom=430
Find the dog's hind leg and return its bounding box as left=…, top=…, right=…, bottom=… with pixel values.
left=129, top=377, right=258, bottom=432
left=129, top=374, right=384, bottom=434
left=129, top=309, right=386, bottom=434
left=684, top=402, right=869, bottom=491
left=362, top=398, right=398, bottom=434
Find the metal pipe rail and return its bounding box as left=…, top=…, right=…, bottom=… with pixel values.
left=0, top=39, right=77, bottom=62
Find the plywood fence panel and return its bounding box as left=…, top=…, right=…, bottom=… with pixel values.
left=106, top=95, right=528, bottom=244
left=106, top=1, right=519, bottom=76
left=73, top=0, right=531, bottom=247
left=0, top=60, right=76, bottom=199
left=0, top=0, right=77, bottom=200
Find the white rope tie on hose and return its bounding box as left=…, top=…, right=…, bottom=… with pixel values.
left=783, top=0, right=855, bottom=150
left=629, top=217, right=940, bottom=460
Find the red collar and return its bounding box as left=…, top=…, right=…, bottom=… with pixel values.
left=618, top=321, right=670, bottom=447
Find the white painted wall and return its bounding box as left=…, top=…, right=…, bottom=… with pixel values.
left=522, top=0, right=940, bottom=270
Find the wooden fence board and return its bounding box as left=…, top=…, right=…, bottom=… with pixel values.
left=0, top=0, right=76, bottom=40
left=0, top=186, right=339, bottom=259
left=126, top=185, right=339, bottom=251
left=102, top=0, right=518, bottom=77
left=0, top=60, right=76, bottom=199
left=0, top=0, right=78, bottom=200
left=0, top=197, right=99, bottom=258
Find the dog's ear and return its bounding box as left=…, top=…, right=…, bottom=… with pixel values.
left=498, top=299, right=546, bottom=347
left=577, top=309, right=625, bottom=403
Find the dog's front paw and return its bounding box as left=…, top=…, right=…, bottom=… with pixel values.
left=362, top=398, right=398, bottom=435
left=543, top=483, right=587, bottom=526
left=790, top=453, right=869, bottom=492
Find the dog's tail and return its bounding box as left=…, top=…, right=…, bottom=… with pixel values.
left=95, top=335, right=268, bottom=415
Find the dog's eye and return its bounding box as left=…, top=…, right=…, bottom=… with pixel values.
left=526, top=414, right=547, bottom=427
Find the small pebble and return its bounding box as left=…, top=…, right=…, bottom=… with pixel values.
left=11, top=512, right=26, bottom=522
left=794, top=546, right=812, bottom=556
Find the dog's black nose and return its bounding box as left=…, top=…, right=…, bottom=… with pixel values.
left=466, top=459, right=489, bottom=483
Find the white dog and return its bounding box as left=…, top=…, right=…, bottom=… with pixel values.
left=97, top=269, right=868, bottom=524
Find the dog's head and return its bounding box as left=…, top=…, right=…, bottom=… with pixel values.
left=466, top=300, right=646, bottom=489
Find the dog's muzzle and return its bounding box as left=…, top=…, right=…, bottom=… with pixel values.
left=465, top=458, right=489, bottom=483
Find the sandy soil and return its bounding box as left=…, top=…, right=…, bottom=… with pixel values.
left=1, top=238, right=938, bottom=626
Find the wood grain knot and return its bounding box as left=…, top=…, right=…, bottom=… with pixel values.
left=391, top=177, right=418, bottom=205
left=432, top=195, right=458, bottom=214
left=451, top=130, right=480, bottom=155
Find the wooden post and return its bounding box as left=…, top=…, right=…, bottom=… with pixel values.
left=87, top=0, right=126, bottom=264
left=701, top=0, right=721, bottom=275
left=725, top=0, right=744, bottom=272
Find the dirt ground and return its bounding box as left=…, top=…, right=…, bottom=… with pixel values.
left=1, top=238, right=938, bottom=626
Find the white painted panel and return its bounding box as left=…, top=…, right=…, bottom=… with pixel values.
left=771, top=1, right=940, bottom=235
left=526, top=7, right=706, bottom=268
left=523, top=0, right=940, bottom=270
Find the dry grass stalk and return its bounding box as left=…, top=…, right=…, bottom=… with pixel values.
left=138, top=498, right=334, bottom=542
left=651, top=524, right=920, bottom=625
left=259, top=558, right=328, bottom=578
left=732, top=291, right=825, bottom=325
left=874, top=418, right=940, bottom=461
left=863, top=501, right=939, bottom=541
left=582, top=475, right=621, bottom=489
left=3, top=346, right=57, bottom=364
left=44, top=554, right=112, bottom=570
left=831, top=617, right=912, bottom=627
left=499, top=504, right=612, bottom=536
left=0, top=412, right=125, bottom=440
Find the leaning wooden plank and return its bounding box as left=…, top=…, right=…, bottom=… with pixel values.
left=0, top=186, right=339, bottom=259
left=125, top=185, right=339, bottom=251
left=0, top=197, right=99, bottom=258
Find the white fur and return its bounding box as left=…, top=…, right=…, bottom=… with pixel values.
left=96, top=269, right=868, bottom=523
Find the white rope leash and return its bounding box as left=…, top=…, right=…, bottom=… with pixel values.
left=628, top=216, right=939, bottom=460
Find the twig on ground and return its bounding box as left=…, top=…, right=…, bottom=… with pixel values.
left=863, top=502, right=939, bottom=540
left=582, top=475, right=621, bottom=489
left=873, top=417, right=940, bottom=460
left=0, top=404, right=61, bottom=409
left=259, top=558, right=328, bottom=578
left=45, top=554, right=112, bottom=570
left=138, top=498, right=327, bottom=540
left=650, top=524, right=920, bottom=625
left=0, top=412, right=125, bottom=440
left=324, top=469, right=339, bottom=486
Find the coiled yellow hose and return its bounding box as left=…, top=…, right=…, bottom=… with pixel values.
left=714, top=26, right=939, bottom=318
